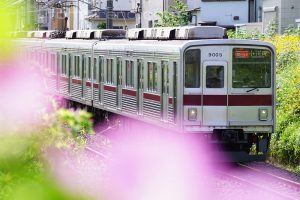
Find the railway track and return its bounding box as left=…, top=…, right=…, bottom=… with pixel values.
left=238, top=163, right=300, bottom=189
left=85, top=124, right=119, bottom=160
left=215, top=163, right=300, bottom=200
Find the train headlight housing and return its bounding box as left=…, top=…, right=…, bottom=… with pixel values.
left=259, top=108, right=268, bottom=121
left=188, top=108, right=197, bottom=121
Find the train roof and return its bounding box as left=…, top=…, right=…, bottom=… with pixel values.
left=16, top=37, right=275, bottom=56
left=39, top=38, right=274, bottom=52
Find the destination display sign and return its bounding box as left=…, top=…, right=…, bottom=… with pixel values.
left=233, top=48, right=271, bottom=59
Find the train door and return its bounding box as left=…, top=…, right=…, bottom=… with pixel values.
left=202, top=61, right=228, bottom=126
left=137, top=59, right=144, bottom=115
left=161, top=61, right=169, bottom=121
left=116, top=57, right=122, bottom=109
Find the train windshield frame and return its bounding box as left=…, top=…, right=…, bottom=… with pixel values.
left=232, top=48, right=272, bottom=88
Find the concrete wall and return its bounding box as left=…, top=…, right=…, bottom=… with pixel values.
left=200, top=1, right=249, bottom=26
left=72, top=1, right=89, bottom=30
left=280, top=0, right=300, bottom=31
left=132, top=0, right=163, bottom=27
left=262, top=0, right=300, bottom=33
left=99, top=0, right=133, bottom=11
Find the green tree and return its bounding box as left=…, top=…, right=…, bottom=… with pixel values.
left=155, top=0, right=189, bottom=27
left=97, top=22, right=106, bottom=29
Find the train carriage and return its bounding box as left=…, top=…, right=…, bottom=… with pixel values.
left=16, top=27, right=275, bottom=162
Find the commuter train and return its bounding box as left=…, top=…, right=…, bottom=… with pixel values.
left=17, top=26, right=276, bottom=161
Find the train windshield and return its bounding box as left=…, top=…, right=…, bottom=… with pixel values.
left=232, top=48, right=272, bottom=88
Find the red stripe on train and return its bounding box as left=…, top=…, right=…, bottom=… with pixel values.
left=60, top=76, right=68, bottom=81
left=72, top=79, right=82, bottom=84
left=184, top=95, right=202, bottom=105
left=93, top=83, right=99, bottom=89
left=122, top=89, right=136, bottom=97
left=86, top=82, right=91, bottom=87
left=144, top=93, right=161, bottom=102
left=228, top=95, right=272, bottom=106
left=85, top=82, right=99, bottom=89
left=104, top=85, right=116, bottom=92
left=183, top=95, right=272, bottom=106
left=203, top=95, right=227, bottom=106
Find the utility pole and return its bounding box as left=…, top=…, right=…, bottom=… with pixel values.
left=106, top=0, right=113, bottom=29
left=77, top=0, right=80, bottom=29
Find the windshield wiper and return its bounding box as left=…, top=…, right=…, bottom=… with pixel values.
left=246, top=87, right=259, bottom=93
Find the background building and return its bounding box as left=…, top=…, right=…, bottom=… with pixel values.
left=88, top=0, right=136, bottom=29
left=263, top=0, right=300, bottom=33
left=195, top=0, right=263, bottom=28
left=131, top=0, right=187, bottom=28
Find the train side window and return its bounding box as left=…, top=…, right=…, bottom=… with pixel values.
left=137, top=59, right=144, bottom=89
left=185, top=49, right=200, bottom=88
left=99, top=56, right=104, bottom=82
left=206, top=66, right=224, bottom=88
left=125, top=60, right=134, bottom=88
left=50, top=54, right=56, bottom=73
left=87, top=57, right=92, bottom=80
left=106, top=59, right=114, bottom=84
left=147, top=62, right=158, bottom=92
left=162, top=61, right=169, bottom=94
left=117, top=57, right=122, bottom=85
left=74, top=55, right=80, bottom=78
left=42, top=52, right=47, bottom=67
left=93, top=57, right=98, bottom=81
left=61, top=55, right=67, bottom=76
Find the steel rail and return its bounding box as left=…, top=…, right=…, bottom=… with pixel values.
left=216, top=170, right=299, bottom=200
left=238, top=163, right=300, bottom=188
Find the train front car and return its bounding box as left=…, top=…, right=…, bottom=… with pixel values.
left=182, top=40, right=275, bottom=162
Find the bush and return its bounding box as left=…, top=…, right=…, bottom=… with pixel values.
left=0, top=107, right=94, bottom=200
left=264, top=35, right=300, bottom=70
left=229, top=25, right=300, bottom=168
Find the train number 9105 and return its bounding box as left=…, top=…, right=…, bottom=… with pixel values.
left=208, top=53, right=223, bottom=57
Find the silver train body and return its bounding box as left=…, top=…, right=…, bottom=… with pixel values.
left=17, top=27, right=276, bottom=161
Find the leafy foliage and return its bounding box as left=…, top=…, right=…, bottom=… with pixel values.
left=97, top=22, right=106, bottom=29
left=230, top=25, right=300, bottom=168
left=155, top=0, right=189, bottom=27
left=0, top=102, right=93, bottom=200
left=264, top=35, right=300, bottom=70
left=227, top=29, right=264, bottom=40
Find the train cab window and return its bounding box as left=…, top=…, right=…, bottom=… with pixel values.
left=125, top=60, right=134, bottom=88
left=206, top=66, right=224, bottom=88
left=185, top=49, right=200, bottom=88
left=106, top=59, right=114, bottom=84
left=232, top=48, right=271, bottom=88
left=74, top=56, right=80, bottom=78
left=147, top=62, right=158, bottom=92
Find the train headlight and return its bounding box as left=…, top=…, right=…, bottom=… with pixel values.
left=259, top=108, right=268, bottom=121
left=188, top=108, right=197, bottom=121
